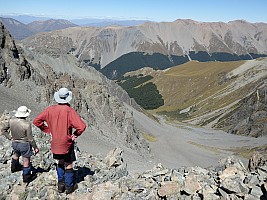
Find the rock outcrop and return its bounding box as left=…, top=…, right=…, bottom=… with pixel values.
left=215, top=82, right=267, bottom=137
left=0, top=21, right=36, bottom=89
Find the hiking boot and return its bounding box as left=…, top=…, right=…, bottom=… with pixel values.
left=58, top=180, right=65, bottom=193
left=65, top=183, right=78, bottom=194
left=23, top=173, right=37, bottom=183
left=11, top=163, right=22, bottom=173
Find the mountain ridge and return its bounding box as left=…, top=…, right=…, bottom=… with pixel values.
left=20, top=19, right=267, bottom=78
left=28, top=19, right=78, bottom=32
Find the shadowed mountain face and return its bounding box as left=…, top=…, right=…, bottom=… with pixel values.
left=20, top=19, right=267, bottom=78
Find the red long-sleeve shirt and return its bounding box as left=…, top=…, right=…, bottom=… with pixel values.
left=33, top=104, right=86, bottom=154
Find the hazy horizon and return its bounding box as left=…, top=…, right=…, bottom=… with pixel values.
left=0, top=0, right=267, bottom=23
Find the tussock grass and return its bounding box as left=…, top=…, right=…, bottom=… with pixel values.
left=148, top=60, right=251, bottom=122
left=188, top=141, right=223, bottom=154
left=142, top=110, right=160, bottom=123
left=188, top=141, right=267, bottom=159
left=154, top=60, right=245, bottom=111
left=227, top=145, right=267, bottom=159
left=142, top=133, right=157, bottom=142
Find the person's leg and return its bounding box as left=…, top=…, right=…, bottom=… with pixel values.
left=22, top=156, right=36, bottom=183
left=11, top=142, right=22, bottom=173
left=22, top=156, right=31, bottom=175
left=57, top=159, right=65, bottom=181
left=56, top=159, right=65, bottom=193
left=65, top=162, right=72, bottom=169
left=54, top=145, right=77, bottom=194
left=64, top=145, right=77, bottom=194
left=23, top=157, right=30, bottom=167
left=64, top=161, right=77, bottom=194
left=12, top=153, right=19, bottom=160
left=21, top=143, right=36, bottom=183
left=11, top=153, right=21, bottom=173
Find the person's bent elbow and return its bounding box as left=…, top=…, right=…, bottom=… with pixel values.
left=74, top=124, right=86, bottom=136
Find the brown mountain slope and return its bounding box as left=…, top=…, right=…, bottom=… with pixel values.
left=151, top=60, right=246, bottom=111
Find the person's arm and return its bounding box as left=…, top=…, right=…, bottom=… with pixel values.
left=1, top=121, right=12, bottom=140
left=26, top=123, right=39, bottom=154
left=70, top=109, right=86, bottom=137
left=33, top=109, right=51, bottom=134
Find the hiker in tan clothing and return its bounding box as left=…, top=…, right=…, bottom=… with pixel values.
left=1, top=106, right=39, bottom=183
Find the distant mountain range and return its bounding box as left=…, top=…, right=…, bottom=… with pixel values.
left=70, top=18, right=150, bottom=27
left=0, top=17, right=79, bottom=40
left=0, top=14, right=51, bottom=24
left=20, top=19, right=267, bottom=79
left=0, top=17, right=38, bottom=40
left=0, top=15, right=150, bottom=40
left=0, top=14, right=150, bottom=25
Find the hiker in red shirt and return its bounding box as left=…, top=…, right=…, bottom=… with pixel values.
left=33, top=87, right=86, bottom=194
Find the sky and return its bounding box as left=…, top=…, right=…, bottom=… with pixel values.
left=0, top=0, right=267, bottom=23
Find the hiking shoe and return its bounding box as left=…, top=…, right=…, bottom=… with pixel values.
left=65, top=183, right=78, bottom=194
left=23, top=173, right=37, bottom=183
left=58, top=181, right=65, bottom=193
left=11, top=164, right=22, bottom=173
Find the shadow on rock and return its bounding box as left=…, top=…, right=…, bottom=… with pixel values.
left=261, top=183, right=267, bottom=200
left=75, top=166, right=94, bottom=183
left=32, top=166, right=51, bottom=174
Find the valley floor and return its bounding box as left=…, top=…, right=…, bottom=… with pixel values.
left=78, top=103, right=267, bottom=174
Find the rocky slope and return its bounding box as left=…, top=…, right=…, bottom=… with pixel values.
left=0, top=114, right=266, bottom=199
left=20, top=19, right=267, bottom=78
left=0, top=21, right=148, bottom=158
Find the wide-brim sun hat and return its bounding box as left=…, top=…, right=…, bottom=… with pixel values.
left=54, top=87, right=72, bottom=103
left=15, top=106, right=31, bottom=118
